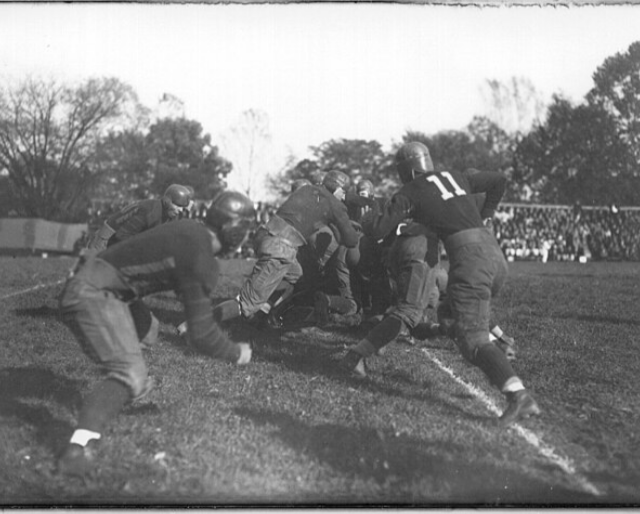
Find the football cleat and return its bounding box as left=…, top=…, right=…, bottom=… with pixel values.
left=340, top=350, right=367, bottom=379
left=132, top=376, right=155, bottom=403
left=57, top=443, right=96, bottom=478
left=314, top=292, right=331, bottom=327
left=395, top=325, right=416, bottom=346
left=499, top=390, right=541, bottom=427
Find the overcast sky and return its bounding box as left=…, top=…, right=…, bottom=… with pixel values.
left=1, top=3, right=639, bottom=164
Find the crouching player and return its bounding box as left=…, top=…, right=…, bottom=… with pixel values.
left=57, top=191, right=255, bottom=477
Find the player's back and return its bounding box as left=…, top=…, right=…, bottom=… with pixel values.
left=399, top=170, right=485, bottom=240
left=106, top=198, right=164, bottom=244
left=99, top=220, right=218, bottom=297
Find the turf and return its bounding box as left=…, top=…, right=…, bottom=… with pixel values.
left=0, top=256, right=638, bottom=506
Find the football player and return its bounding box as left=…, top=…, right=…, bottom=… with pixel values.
left=57, top=191, right=255, bottom=477
left=341, top=141, right=540, bottom=426
left=206, top=170, right=361, bottom=328
left=87, top=184, right=194, bottom=251
left=86, top=184, right=194, bottom=349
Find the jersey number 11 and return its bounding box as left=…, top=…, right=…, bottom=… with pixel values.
left=427, top=172, right=466, bottom=201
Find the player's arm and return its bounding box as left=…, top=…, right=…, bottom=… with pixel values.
left=108, top=204, right=150, bottom=245
left=87, top=221, right=116, bottom=251
left=344, top=189, right=374, bottom=209
left=363, top=193, right=413, bottom=241
left=467, top=171, right=506, bottom=220
left=179, top=280, right=251, bottom=365
left=329, top=199, right=361, bottom=248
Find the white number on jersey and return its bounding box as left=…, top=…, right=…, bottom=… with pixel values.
left=426, top=172, right=467, bottom=201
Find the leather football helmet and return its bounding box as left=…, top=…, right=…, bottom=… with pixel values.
left=205, top=191, right=256, bottom=252
left=395, top=142, right=435, bottom=184
left=162, top=184, right=193, bottom=219
left=322, top=170, right=350, bottom=194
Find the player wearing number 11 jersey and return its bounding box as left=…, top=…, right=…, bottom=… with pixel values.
left=341, top=141, right=540, bottom=426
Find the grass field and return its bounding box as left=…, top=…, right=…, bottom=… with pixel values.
left=1, top=255, right=639, bottom=506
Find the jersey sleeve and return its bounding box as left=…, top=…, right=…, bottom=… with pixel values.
left=330, top=198, right=360, bottom=248
left=179, top=280, right=241, bottom=363
left=467, top=171, right=506, bottom=219
left=364, top=193, right=413, bottom=241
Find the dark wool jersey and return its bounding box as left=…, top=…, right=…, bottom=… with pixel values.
left=99, top=219, right=239, bottom=362
left=106, top=198, right=168, bottom=246
left=276, top=184, right=360, bottom=248
left=345, top=190, right=376, bottom=223
left=365, top=169, right=506, bottom=242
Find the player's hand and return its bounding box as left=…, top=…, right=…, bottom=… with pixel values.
left=483, top=217, right=494, bottom=231
left=237, top=343, right=252, bottom=365
left=176, top=321, right=188, bottom=336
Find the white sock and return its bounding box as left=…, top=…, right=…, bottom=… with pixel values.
left=70, top=429, right=101, bottom=447
left=491, top=325, right=504, bottom=339
left=502, top=377, right=525, bottom=394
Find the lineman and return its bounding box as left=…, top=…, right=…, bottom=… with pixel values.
left=340, top=141, right=540, bottom=426
left=58, top=191, right=255, bottom=477
left=87, top=184, right=194, bottom=251
left=207, top=171, right=360, bottom=328
left=86, top=184, right=194, bottom=349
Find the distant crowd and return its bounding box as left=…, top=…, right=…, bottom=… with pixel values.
left=494, top=203, right=640, bottom=262
left=85, top=198, right=640, bottom=262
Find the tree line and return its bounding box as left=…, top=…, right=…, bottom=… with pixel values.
left=1, top=41, right=639, bottom=223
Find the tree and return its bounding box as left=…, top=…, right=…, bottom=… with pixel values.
left=0, top=76, right=140, bottom=221
left=587, top=40, right=640, bottom=166
left=146, top=118, right=231, bottom=199
left=95, top=117, right=232, bottom=203
left=480, top=76, right=547, bottom=136
left=273, top=138, right=394, bottom=201
left=512, top=42, right=640, bottom=206
left=220, top=109, right=282, bottom=202
left=513, top=95, right=637, bottom=205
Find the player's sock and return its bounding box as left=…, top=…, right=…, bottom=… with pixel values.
left=501, top=376, right=525, bottom=393
left=358, top=316, right=404, bottom=355
left=473, top=343, right=516, bottom=389
left=69, top=428, right=101, bottom=447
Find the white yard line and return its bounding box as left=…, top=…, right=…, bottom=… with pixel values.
left=0, top=279, right=65, bottom=301
left=421, top=348, right=602, bottom=497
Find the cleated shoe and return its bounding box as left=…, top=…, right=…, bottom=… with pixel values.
left=340, top=350, right=367, bottom=379
left=132, top=376, right=156, bottom=403
left=396, top=326, right=416, bottom=347
left=496, top=334, right=517, bottom=361
left=57, top=443, right=96, bottom=478
left=411, top=322, right=442, bottom=341
left=499, top=390, right=541, bottom=427
left=314, top=292, right=331, bottom=327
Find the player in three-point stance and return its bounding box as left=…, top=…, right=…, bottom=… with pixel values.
left=58, top=191, right=255, bottom=477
